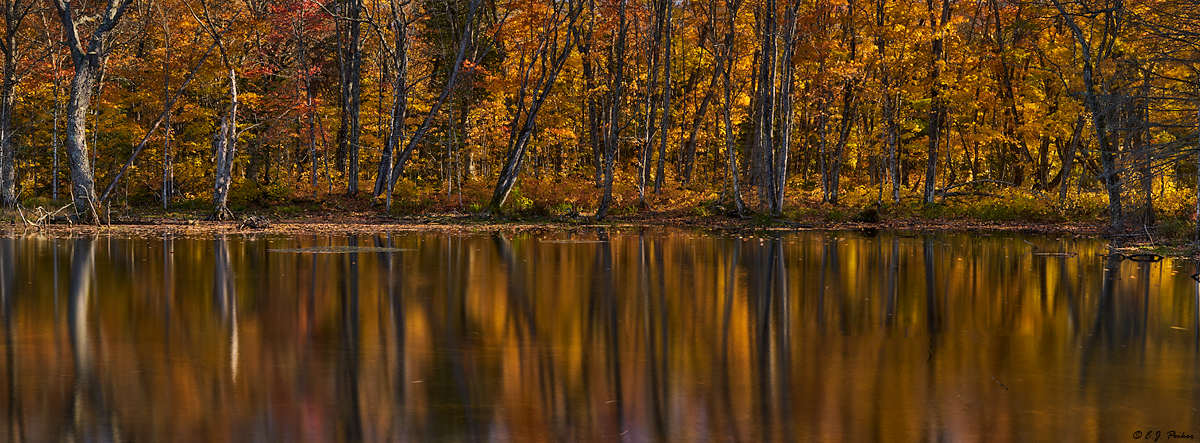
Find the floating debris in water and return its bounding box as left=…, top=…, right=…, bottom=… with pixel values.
left=1032, top=252, right=1077, bottom=257
left=269, top=246, right=414, bottom=253
left=239, top=215, right=272, bottom=229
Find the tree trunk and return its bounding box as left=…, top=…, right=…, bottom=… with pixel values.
left=1050, top=0, right=1123, bottom=229
left=96, top=37, right=221, bottom=206
left=597, top=0, right=629, bottom=220
left=0, top=0, right=37, bottom=207
left=988, top=0, right=1038, bottom=191
left=752, top=4, right=776, bottom=211
left=297, top=17, right=319, bottom=190
left=159, top=1, right=173, bottom=208
left=54, top=0, right=132, bottom=222
left=681, top=77, right=715, bottom=187
left=720, top=51, right=745, bottom=215
left=489, top=0, right=584, bottom=209
left=771, top=3, right=798, bottom=216
left=705, top=0, right=745, bottom=215
left=210, top=69, right=239, bottom=220
left=654, top=0, right=673, bottom=194
left=876, top=0, right=900, bottom=203
left=161, top=57, right=173, bottom=207
left=749, top=0, right=798, bottom=215
left=1136, top=67, right=1153, bottom=226
left=63, top=62, right=101, bottom=219
left=375, top=0, right=409, bottom=204
left=828, top=81, right=855, bottom=205
left=818, top=99, right=829, bottom=201
left=0, top=49, right=15, bottom=207
left=1058, top=114, right=1085, bottom=204
left=338, top=0, right=364, bottom=194
left=923, top=0, right=951, bottom=205
left=381, top=0, right=486, bottom=201
left=639, top=0, right=665, bottom=207
left=819, top=0, right=857, bottom=206
left=52, top=55, right=61, bottom=200
left=573, top=1, right=603, bottom=189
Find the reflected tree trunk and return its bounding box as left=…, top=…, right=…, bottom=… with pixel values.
left=0, top=238, right=21, bottom=442
left=65, top=236, right=118, bottom=441
left=750, top=237, right=782, bottom=440
left=495, top=232, right=565, bottom=435
left=773, top=237, right=793, bottom=442
left=923, top=236, right=940, bottom=335
left=718, top=234, right=739, bottom=435
left=1194, top=262, right=1199, bottom=351
left=378, top=234, right=408, bottom=438
left=433, top=235, right=482, bottom=439
left=212, top=236, right=239, bottom=384
left=636, top=232, right=667, bottom=439
left=1082, top=253, right=1123, bottom=381
left=163, top=235, right=175, bottom=349
left=587, top=228, right=623, bottom=436
left=884, top=236, right=898, bottom=327
left=338, top=236, right=363, bottom=441
left=921, top=236, right=943, bottom=442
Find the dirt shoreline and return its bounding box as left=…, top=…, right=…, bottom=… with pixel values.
left=7, top=212, right=1109, bottom=238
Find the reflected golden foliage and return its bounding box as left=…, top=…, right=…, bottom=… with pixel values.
left=0, top=230, right=1195, bottom=441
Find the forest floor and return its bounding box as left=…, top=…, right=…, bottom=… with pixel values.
left=5, top=191, right=1196, bottom=256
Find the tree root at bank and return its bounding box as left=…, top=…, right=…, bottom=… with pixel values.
left=206, top=206, right=236, bottom=221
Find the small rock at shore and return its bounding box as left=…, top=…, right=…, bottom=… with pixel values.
left=853, top=208, right=879, bottom=223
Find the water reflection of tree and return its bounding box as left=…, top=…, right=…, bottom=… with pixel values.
left=213, top=236, right=239, bottom=382
left=337, top=236, right=363, bottom=442
left=743, top=235, right=793, bottom=442
left=585, top=227, right=623, bottom=440
left=1081, top=255, right=1152, bottom=383
left=425, top=234, right=485, bottom=441
left=62, top=236, right=122, bottom=441
left=374, top=233, right=408, bottom=439
left=0, top=236, right=22, bottom=442
left=636, top=229, right=670, bottom=441
left=718, top=233, right=739, bottom=441
left=8, top=230, right=1199, bottom=441
left=494, top=231, right=568, bottom=441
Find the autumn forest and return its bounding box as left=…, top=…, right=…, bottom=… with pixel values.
left=1, top=0, right=1198, bottom=227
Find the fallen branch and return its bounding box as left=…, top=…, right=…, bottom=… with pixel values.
left=936, top=191, right=1004, bottom=199
left=936, top=180, right=1045, bottom=200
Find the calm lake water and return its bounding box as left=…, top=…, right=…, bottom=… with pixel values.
left=1, top=227, right=1198, bottom=442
